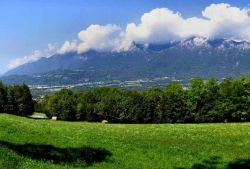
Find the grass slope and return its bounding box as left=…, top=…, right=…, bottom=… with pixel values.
left=0, top=113, right=250, bottom=169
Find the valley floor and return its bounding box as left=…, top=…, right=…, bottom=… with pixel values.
left=0, top=114, right=249, bottom=169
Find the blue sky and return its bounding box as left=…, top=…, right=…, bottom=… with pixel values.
left=0, top=0, right=249, bottom=73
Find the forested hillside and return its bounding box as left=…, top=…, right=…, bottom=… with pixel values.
left=2, top=38, right=250, bottom=86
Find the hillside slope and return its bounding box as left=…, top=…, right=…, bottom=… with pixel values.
left=0, top=114, right=249, bottom=169
left=2, top=38, right=250, bottom=86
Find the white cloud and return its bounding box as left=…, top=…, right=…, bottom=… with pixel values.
left=125, top=8, right=184, bottom=44
left=77, top=24, right=124, bottom=53
left=58, top=40, right=78, bottom=54
left=57, top=3, right=250, bottom=54
left=124, top=3, right=250, bottom=44
left=8, top=43, right=58, bottom=69
left=9, top=3, right=250, bottom=68
left=202, top=3, right=250, bottom=39
left=202, top=3, right=249, bottom=23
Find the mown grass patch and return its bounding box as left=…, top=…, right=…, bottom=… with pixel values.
left=0, top=113, right=249, bottom=169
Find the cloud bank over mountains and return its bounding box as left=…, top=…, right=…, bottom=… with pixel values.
left=8, top=43, right=58, bottom=69
left=9, top=3, right=250, bottom=68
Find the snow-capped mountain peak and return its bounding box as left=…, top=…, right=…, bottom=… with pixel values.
left=177, top=37, right=250, bottom=49
left=180, top=37, right=209, bottom=48
left=132, top=37, right=250, bottom=51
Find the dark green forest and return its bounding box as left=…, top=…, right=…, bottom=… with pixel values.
left=42, top=74, right=250, bottom=123
left=0, top=82, right=34, bottom=116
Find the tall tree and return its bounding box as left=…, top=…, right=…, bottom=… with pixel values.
left=0, top=82, right=7, bottom=113
left=14, top=85, right=34, bottom=116
left=165, top=82, right=189, bottom=123
left=46, top=89, right=77, bottom=121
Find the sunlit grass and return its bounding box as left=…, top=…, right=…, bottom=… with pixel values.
left=0, top=113, right=249, bottom=169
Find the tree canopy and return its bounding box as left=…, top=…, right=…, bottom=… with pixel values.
left=44, top=74, right=250, bottom=123
left=0, top=83, right=34, bottom=116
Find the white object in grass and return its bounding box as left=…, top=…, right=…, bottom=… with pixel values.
left=52, top=116, right=57, bottom=120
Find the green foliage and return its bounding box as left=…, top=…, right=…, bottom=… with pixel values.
left=0, top=82, right=7, bottom=112
left=14, top=85, right=34, bottom=116
left=0, top=82, right=34, bottom=116
left=165, top=82, right=189, bottom=123
left=34, top=100, right=46, bottom=113
left=44, top=74, right=250, bottom=123
left=45, top=89, right=77, bottom=121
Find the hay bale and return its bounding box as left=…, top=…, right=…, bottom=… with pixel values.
left=101, top=120, right=108, bottom=124
left=52, top=116, right=57, bottom=120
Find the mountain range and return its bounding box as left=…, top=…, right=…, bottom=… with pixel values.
left=2, top=37, right=250, bottom=86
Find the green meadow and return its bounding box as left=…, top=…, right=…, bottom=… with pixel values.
left=0, top=113, right=249, bottom=169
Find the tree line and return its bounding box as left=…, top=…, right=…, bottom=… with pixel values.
left=44, top=74, right=250, bottom=123
left=0, top=82, right=34, bottom=116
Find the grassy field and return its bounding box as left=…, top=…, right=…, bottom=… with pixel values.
left=0, top=114, right=249, bottom=169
